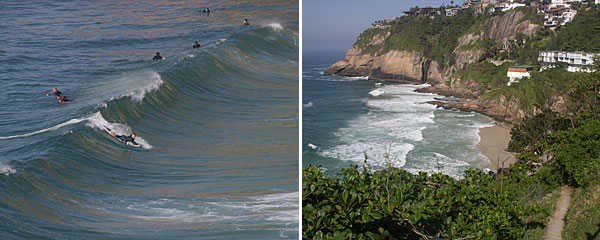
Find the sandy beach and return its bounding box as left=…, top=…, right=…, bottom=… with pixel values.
left=477, top=123, right=517, bottom=169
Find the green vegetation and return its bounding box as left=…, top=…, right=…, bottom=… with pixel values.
left=545, top=5, right=600, bottom=52
left=357, top=9, right=484, bottom=68
left=484, top=68, right=577, bottom=114
left=460, top=61, right=511, bottom=89
left=563, top=185, right=600, bottom=239
left=303, top=165, right=556, bottom=239
left=516, top=6, right=544, bottom=25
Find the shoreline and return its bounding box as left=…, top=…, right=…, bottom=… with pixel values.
left=326, top=72, right=520, bottom=170
left=477, top=123, right=517, bottom=169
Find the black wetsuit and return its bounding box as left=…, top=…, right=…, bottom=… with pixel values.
left=53, top=91, right=62, bottom=97
left=117, top=134, right=137, bottom=145
left=152, top=54, right=163, bottom=60
left=193, top=43, right=201, bottom=48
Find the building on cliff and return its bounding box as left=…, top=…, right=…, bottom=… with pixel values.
left=539, top=51, right=599, bottom=72
left=507, top=65, right=535, bottom=86
left=493, top=2, right=526, bottom=12
left=543, top=7, right=576, bottom=28
left=446, top=8, right=459, bottom=16
left=403, top=6, right=443, bottom=17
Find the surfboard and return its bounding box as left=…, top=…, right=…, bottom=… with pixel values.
left=104, top=126, right=142, bottom=148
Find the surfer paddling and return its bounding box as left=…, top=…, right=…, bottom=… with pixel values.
left=47, top=88, right=62, bottom=97
left=193, top=41, right=202, bottom=48
left=243, top=18, right=250, bottom=25
left=104, top=126, right=139, bottom=146
left=58, top=96, right=70, bottom=103
left=47, top=88, right=71, bottom=103
left=152, top=52, right=165, bottom=60
left=203, top=8, right=211, bottom=15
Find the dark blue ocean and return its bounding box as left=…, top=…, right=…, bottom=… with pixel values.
left=303, top=51, right=495, bottom=178
left=0, top=1, right=298, bottom=239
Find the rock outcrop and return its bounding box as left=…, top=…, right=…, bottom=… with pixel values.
left=325, top=9, right=543, bottom=122
left=325, top=49, right=444, bottom=84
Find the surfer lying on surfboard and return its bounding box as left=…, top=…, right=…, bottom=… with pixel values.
left=104, top=126, right=139, bottom=147
left=47, top=88, right=71, bottom=103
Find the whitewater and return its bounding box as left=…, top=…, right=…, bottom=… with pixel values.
left=303, top=51, right=495, bottom=178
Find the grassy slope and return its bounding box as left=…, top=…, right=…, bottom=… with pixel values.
left=563, top=185, right=600, bottom=239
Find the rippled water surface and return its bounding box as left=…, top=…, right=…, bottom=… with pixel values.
left=0, top=1, right=298, bottom=239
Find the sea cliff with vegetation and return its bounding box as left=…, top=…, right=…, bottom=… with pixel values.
left=305, top=4, right=600, bottom=240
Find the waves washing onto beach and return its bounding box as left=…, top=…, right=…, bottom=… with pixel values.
left=303, top=57, right=495, bottom=178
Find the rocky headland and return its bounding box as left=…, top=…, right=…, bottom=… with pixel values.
left=324, top=10, right=542, bottom=122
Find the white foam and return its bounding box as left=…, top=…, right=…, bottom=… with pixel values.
left=321, top=142, right=414, bottom=170
left=401, top=152, right=472, bottom=179
left=90, top=70, right=163, bottom=104
left=267, top=22, right=284, bottom=31
left=126, top=191, right=298, bottom=227
left=347, top=76, right=369, bottom=80
left=319, top=84, right=439, bottom=171
left=123, top=71, right=163, bottom=102
left=86, top=112, right=153, bottom=149
left=303, top=102, right=313, bottom=108
left=0, top=163, right=16, bottom=176
left=0, top=118, right=86, bottom=140
left=369, top=89, right=384, bottom=97
left=308, top=143, right=317, bottom=149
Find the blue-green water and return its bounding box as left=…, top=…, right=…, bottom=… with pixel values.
left=303, top=51, right=495, bottom=178
left=0, top=1, right=298, bottom=239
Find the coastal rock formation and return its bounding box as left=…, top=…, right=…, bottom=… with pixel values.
left=325, top=9, right=543, bottom=122
left=325, top=49, right=443, bottom=84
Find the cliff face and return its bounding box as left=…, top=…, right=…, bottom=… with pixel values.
left=325, top=49, right=443, bottom=84
left=325, top=10, right=542, bottom=121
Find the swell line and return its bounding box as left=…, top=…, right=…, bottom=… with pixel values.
left=0, top=118, right=85, bottom=140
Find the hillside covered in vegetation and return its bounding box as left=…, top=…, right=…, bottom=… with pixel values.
left=325, top=4, right=600, bottom=121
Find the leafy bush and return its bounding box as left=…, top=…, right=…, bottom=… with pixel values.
left=303, top=165, right=548, bottom=239
left=552, top=119, right=600, bottom=187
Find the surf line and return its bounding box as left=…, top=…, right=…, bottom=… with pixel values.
left=0, top=118, right=86, bottom=140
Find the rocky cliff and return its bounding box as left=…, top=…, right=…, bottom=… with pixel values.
left=325, top=49, right=443, bottom=84
left=325, top=9, right=542, bottom=122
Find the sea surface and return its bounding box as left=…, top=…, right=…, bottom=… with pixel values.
left=303, top=51, right=495, bottom=178
left=0, top=1, right=298, bottom=239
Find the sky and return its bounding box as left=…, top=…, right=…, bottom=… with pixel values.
left=303, top=0, right=450, bottom=52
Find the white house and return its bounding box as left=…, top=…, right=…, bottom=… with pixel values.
left=543, top=6, right=576, bottom=28
left=507, top=66, right=535, bottom=86
left=494, top=2, right=526, bottom=12
left=446, top=8, right=460, bottom=16
left=538, top=51, right=599, bottom=72
left=546, top=0, right=572, bottom=9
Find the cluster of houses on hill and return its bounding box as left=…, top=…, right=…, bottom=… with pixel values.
left=385, top=0, right=600, bottom=86
left=400, top=0, right=598, bottom=28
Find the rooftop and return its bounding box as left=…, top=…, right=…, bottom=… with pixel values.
left=510, top=65, right=536, bottom=68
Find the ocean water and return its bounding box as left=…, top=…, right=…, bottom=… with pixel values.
left=303, top=51, right=494, bottom=178
left=0, top=1, right=298, bottom=239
